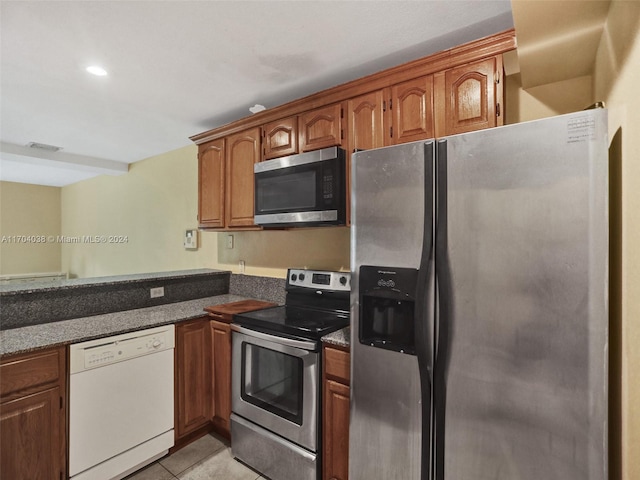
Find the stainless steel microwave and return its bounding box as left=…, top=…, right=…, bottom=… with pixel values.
left=254, top=146, right=346, bottom=228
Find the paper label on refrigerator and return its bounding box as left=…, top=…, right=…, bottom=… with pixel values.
left=566, top=114, right=596, bottom=143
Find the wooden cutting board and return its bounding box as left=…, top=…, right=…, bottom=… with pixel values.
left=204, top=299, right=277, bottom=323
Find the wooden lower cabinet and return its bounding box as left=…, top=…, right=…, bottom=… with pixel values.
left=323, top=344, right=350, bottom=480
left=175, top=317, right=213, bottom=447
left=205, top=300, right=276, bottom=439
left=0, top=346, right=67, bottom=480
left=210, top=319, right=232, bottom=438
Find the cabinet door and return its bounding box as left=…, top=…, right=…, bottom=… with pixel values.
left=0, top=346, right=66, bottom=480
left=225, top=127, right=261, bottom=228
left=299, top=103, right=345, bottom=152
left=345, top=91, right=387, bottom=226
left=176, top=319, right=212, bottom=440
left=323, top=379, right=350, bottom=480
left=391, top=76, right=435, bottom=144
left=442, top=57, right=499, bottom=135
left=210, top=320, right=232, bottom=439
left=263, top=117, right=298, bottom=160
left=347, top=90, right=387, bottom=154
left=1, top=387, right=63, bottom=480
left=198, top=138, right=225, bottom=228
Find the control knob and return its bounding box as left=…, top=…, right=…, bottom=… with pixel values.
left=299, top=273, right=305, bottom=281
left=291, top=274, right=298, bottom=282
left=339, top=276, right=348, bottom=286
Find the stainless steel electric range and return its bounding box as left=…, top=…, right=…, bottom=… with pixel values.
left=230, top=268, right=350, bottom=480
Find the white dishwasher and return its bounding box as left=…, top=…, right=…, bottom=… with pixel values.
left=69, top=325, right=175, bottom=480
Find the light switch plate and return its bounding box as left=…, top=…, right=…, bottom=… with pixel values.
left=184, top=229, right=198, bottom=250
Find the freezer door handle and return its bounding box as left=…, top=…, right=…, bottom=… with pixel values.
left=433, top=138, right=452, bottom=480
left=415, top=140, right=435, bottom=480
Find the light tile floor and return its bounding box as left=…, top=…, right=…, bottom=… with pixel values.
left=125, top=433, right=267, bottom=480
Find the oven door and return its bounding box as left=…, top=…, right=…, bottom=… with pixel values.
left=231, top=325, right=319, bottom=451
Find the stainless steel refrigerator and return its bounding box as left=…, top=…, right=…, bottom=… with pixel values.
left=349, top=109, right=608, bottom=480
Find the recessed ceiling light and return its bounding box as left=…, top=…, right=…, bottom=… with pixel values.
left=86, top=65, right=108, bottom=76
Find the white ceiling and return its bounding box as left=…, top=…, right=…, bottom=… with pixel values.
left=0, top=0, right=513, bottom=187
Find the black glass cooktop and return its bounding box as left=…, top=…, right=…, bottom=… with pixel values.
left=234, top=305, right=349, bottom=341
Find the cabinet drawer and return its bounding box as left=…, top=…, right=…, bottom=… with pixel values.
left=324, top=346, right=350, bottom=384
left=0, top=347, right=63, bottom=399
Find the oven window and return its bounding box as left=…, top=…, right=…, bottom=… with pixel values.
left=241, top=343, right=304, bottom=425
left=257, top=170, right=316, bottom=212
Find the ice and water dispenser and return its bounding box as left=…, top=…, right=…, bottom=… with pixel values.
left=359, top=266, right=418, bottom=355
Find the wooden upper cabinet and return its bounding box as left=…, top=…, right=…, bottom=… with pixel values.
left=191, top=33, right=516, bottom=230
left=225, top=127, right=261, bottom=228
left=440, top=57, right=501, bottom=136
left=299, top=103, right=345, bottom=152
left=198, top=138, right=225, bottom=228
left=347, top=91, right=387, bottom=154
left=390, top=76, right=435, bottom=144
left=263, top=116, right=298, bottom=160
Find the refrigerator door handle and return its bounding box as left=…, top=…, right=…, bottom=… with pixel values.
left=415, top=140, right=435, bottom=480
left=433, top=138, right=452, bottom=480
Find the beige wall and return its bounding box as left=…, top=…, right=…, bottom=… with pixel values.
left=505, top=73, right=593, bottom=124
left=61, top=145, right=217, bottom=278
left=215, top=227, right=350, bottom=278
left=0, top=181, right=62, bottom=275
left=60, top=142, right=350, bottom=280
left=593, top=1, right=640, bottom=478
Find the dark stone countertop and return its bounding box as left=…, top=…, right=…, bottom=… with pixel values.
left=0, top=294, right=249, bottom=356
left=0, top=268, right=227, bottom=295
left=321, top=326, right=350, bottom=349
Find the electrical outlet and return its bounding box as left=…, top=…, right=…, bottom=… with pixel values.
left=239, top=260, right=245, bottom=274
left=226, top=234, right=234, bottom=249
left=150, top=287, right=165, bottom=298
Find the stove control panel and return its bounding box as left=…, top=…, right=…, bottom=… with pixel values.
left=287, top=269, right=351, bottom=292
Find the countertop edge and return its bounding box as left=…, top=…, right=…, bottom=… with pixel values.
left=0, top=293, right=250, bottom=357
left=0, top=269, right=231, bottom=296
left=321, top=326, right=350, bottom=349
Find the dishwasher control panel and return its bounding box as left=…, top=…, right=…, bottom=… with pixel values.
left=70, top=324, right=175, bottom=374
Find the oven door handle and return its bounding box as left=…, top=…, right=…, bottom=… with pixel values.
left=230, top=324, right=317, bottom=351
